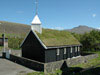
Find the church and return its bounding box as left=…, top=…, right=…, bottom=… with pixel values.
left=20, top=1, right=81, bottom=63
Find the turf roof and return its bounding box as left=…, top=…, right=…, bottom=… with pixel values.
left=36, top=29, right=80, bottom=47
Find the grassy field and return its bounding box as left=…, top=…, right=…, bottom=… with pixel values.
left=27, top=70, right=62, bottom=75
left=73, top=51, right=100, bottom=75
left=72, top=51, right=100, bottom=68
left=27, top=72, right=44, bottom=75
left=26, top=51, right=100, bottom=75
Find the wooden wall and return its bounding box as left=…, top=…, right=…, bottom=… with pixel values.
left=22, top=31, right=45, bottom=62
left=45, top=46, right=81, bottom=63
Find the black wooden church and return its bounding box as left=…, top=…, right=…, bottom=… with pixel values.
left=20, top=1, right=81, bottom=63
left=20, top=14, right=81, bottom=63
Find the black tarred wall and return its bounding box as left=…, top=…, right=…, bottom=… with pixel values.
left=22, top=31, right=45, bottom=62
left=45, top=46, right=80, bottom=63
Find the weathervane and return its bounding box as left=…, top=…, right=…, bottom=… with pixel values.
left=35, top=0, right=38, bottom=15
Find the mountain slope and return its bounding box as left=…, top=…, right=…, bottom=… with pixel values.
left=0, top=21, right=97, bottom=35
left=66, top=25, right=97, bottom=34
left=0, top=21, right=30, bottom=34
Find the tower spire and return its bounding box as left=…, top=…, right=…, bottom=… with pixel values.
left=31, top=0, right=42, bottom=34
left=35, top=0, right=38, bottom=15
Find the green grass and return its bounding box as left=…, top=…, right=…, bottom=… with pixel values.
left=0, top=46, right=3, bottom=50
left=73, top=51, right=100, bottom=75
left=27, top=72, right=44, bottom=75
left=37, top=29, right=80, bottom=47
left=27, top=70, right=62, bottom=75
left=72, top=51, right=100, bottom=68
left=76, top=64, right=100, bottom=75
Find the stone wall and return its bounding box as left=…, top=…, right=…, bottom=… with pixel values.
left=44, top=60, right=64, bottom=74
left=44, top=54, right=98, bottom=73
left=66, top=54, right=98, bottom=66
left=2, top=52, right=98, bottom=74
left=10, top=54, right=44, bottom=71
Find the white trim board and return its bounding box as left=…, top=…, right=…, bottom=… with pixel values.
left=20, top=30, right=47, bottom=49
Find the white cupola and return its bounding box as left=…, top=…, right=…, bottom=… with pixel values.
left=31, top=14, right=42, bottom=34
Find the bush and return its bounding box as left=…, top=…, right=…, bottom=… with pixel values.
left=72, top=30, right=100, bottom=52
left=8, top=37, right=24, bottom=49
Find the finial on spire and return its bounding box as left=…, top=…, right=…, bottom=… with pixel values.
left=35, top=0, right=38, bottom=15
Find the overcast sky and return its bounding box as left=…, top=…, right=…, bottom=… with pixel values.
left=0, top=0, right=100, bottom=30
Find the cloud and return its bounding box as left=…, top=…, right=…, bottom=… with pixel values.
left=97, top=27, right=100, bottom=30
left=88, top=8, right=96, bottom=12
left=92, top=14, right=96, bottom=18
left=51, top=27, right=64, bottom=30
left=16, top=11, right=24, bottom=14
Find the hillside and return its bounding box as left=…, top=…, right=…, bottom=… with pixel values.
left=66, top=25, right=98, bottom=34
left=0, top=21, right=80, bottom=49
left=0, top=21, right=30, bottom=35
left=0, top=21, right=98, bottom=35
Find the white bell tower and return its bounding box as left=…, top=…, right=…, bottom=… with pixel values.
left=31, top=0, right=42, bottom=34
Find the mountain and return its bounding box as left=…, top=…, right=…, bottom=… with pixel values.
left=0, top=21, right=30, bottom=35
left=0, top=21, right=98, bottom=35
left=66, top=25, right=98, bottom=34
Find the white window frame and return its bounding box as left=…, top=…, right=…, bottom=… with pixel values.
left=71, top=47, right=72, bottom=53
left=78, top=46, right=80, bottom=51
left=75, top=47, right=77, bottom=52
left=64, top=48, right=66, bottom=54
left=57, top=49, right=60, bottom=55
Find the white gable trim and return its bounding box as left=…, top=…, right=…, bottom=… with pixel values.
left=20, top=30, right=31, bottom=47
left=20, top=30, right=47, bottom=49
left=31, top=30, right=47, bottom=49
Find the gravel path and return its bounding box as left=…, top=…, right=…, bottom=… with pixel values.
left=0, top=58, right=35, bottom=75
left=0, top=51, right=35, bottom=75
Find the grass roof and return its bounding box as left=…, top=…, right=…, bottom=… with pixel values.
left=36, top=29, right=80, bottom=47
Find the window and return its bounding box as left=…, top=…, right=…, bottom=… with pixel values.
left=57, top=49, right=60, bottom=55
left=0, top=39, right=2, bottom=42
left=75, top=47, right=77, bottom=52
left=78, top=47, right=80, bottom=51
left=71, top=47, right=72, bottom=53
left=64, top=48, right=66, bottom=54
